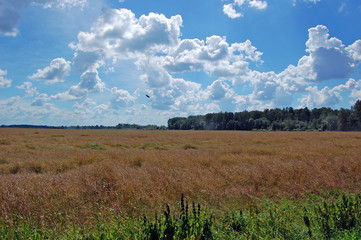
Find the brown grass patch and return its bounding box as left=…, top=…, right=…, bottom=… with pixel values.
left=0, top=128, right=361, bottom=226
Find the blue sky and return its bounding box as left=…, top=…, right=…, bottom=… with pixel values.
left=1, top=0, right=361, bottom=126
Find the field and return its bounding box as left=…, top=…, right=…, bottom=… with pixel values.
left=1, top=128, right=361, bottom=239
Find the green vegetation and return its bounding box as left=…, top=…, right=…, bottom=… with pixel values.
left=168, top=100, right=361, bottom=131
left=81, top=143, right=107, bottom=150
left=1, top=192, right=361, bottom=239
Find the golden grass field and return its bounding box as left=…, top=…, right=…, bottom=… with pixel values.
left=1, top=128, right=361, bottom=227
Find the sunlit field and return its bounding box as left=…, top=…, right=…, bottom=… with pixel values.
left=1, top=128, right=361, bottom=238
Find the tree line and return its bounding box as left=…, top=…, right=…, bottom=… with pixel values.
left=168, top=100, right=361, bottom=131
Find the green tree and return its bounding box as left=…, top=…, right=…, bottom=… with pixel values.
left=354, top=100, right=361, bottom=125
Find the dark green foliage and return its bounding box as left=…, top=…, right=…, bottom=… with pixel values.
left=140, top=194, right=213, bottom=239
left=303, top=208, right=313, bottom=238
left=2, top=193, right=361, bottom=239
left=168, top=101, right=361, bottom=131
left=312, top=193, right=361, bottom=239
left=224, top=210, right=246, bottom=234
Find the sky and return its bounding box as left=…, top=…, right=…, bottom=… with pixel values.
left=1, top=0, right=361, bottom=126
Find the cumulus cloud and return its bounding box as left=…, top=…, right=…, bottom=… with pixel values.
left=206, top=80, right=234, bottom=100
left=66, top=8, right=184, bottom=107
left=94, top=104, right=108, bottom=114
left=110, top=87, right=139, bottom=109
left=0, top=69, right=11, bottom=88
left=0, top=0, right=88, bottom=37
left=52, top=70, right=105, bottom=101
left=137, top=56, right=172, bottom=88
left=274, top=25, right=361, bottom=89
left=71, top=8, right=182, bottom=60
left=223, top=0, right=267, bottom=19
left=66, top=8, right=264, bottom=112
left=73, top=50, right=104, bottom=72
left=31, top=93, right=49, bottom=106
left=346, top=40, right=361, bottom=65
left=298, top=86, right=342, bottom=108
left=232, top=25, right=361, bottom=110
left=69, top=70, right=105, bottom=97
left=297, top=78, right=361, bottom=108
left=223, top=4, right=243, bottom=19
left=145, top=77, right=202, bottom=111
left=163, top=36, right=261, bottom=83
left=16, top=82, right=38, bottom=96
left=29, top=58, right=71, bottom=84
left=38, top=8, right=361, bottom=119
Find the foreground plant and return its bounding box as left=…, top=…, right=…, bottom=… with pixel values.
left=140, top=194, right=213, bottom=240
left=1, top=192, right=361, bottom=239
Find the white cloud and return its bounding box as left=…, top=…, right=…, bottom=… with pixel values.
left=0, top=96, right=21, bottom=106
left=0, top=0, right=88, bottom=37
left=16, top=82, right=38, bottom=96
left=223, top=0, right=267, bottom=19
left=223, top=4, right=243, bottom=19
left=163, top=36, right=261, bottom=83
left=39, top=0, right=88, bottom=9
left=298, top=78, right=361, bottom=108
left=65, top=8, right=264, bottom=114
left=52, top=70, right=105, bottom=101
left=333, top=78, right=361, bottom=100
left=71, top=8, right=182, bottom=60
left=94, top=104, right=109, bottom=114
left=298, top=86, right=342, bottom=108
left=144, top=76, right=202, bottom=111
left=248, top=0, right=267, bottom=10
left=304, top=0, right=321, bottom=3
left=16, top=5, right=360, bottom=124
left=31, top=93, right=49, bottom=106
left=206, top=80, right=234, bottom=100
left=73, top=98, right=96, bottom=109
left=73, top=50, right=104, bottom=72
left=338, top=2, right=346, bottom=13
left=229, top=25, right=361, bottom=111
left=69, top=70, right=105, bottom=97
left=137, top=56, right=172, bottom=88
left=110, top=87, right=139, bottom=109
left=29, top=58, right=71, bottom=84
left=292, top=0, right=321, bottom=6
left=275, top=25, right=359, bottom=88
left=0, top=69, right=11, bottom=88
left=346, top=40, right=361, bottom=65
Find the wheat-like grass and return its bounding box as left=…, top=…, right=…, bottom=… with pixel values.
left=0, top=128, right=361, bottom=226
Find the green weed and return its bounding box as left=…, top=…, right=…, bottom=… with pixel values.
left=81, top=143, right=107, bottom=150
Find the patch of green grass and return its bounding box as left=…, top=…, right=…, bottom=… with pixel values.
left=183, top=144, right=198, bottom=150
left=140, top=142, right=167, bottom=150
left=1, top=192, right=361, bottom=239
left=80, top=143, right=107, bottom=150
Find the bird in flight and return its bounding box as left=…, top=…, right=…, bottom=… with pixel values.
left=146, top=94, right=150, bottom=98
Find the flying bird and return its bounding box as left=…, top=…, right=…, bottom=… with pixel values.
left=146, top=94, right=150, bottom=98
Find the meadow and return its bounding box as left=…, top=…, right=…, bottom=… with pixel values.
left=1, top=128, right=361, bottom=239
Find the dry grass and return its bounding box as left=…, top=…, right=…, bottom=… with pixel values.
left=1, top=128, right=361, bottom=226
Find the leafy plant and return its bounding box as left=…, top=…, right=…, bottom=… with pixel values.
left=313, top=193, right=361, bottom=239
left=141, top=194, right=213, bottom=239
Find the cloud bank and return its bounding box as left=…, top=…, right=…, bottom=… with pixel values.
left=0, top=0, right=87, bottom=36
left=1, top=5, right=361, bottom=126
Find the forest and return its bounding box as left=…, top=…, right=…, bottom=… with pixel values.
left=168, top=100, right=361, bottom=131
